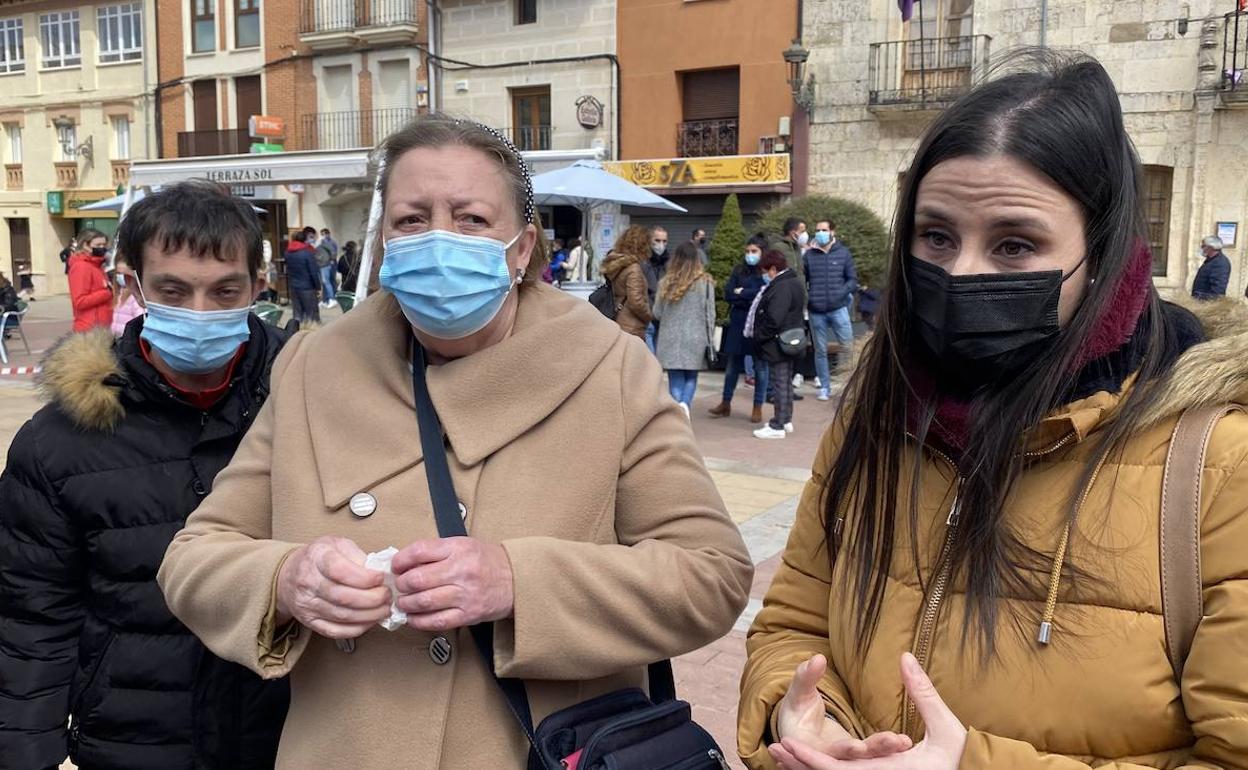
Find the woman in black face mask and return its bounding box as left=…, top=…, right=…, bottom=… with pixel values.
left=739, top=51, right=1248, bottom=769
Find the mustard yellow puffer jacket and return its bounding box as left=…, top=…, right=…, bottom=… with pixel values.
left=738, top=299, right=1248, bottom=769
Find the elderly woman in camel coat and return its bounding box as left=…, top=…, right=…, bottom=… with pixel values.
left=158, top=116, right=752, bottom=769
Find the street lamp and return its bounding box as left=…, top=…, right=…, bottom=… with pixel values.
left=783, top=39, right=816, bottom=112
left=51, top=116, right=94, bottom=163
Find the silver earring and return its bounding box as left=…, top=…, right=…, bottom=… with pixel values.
left=516, top=268, right=526, bottom=282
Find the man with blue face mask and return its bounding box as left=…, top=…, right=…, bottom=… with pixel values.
left=802, top=218, right=858, bottom=401
left=0, top=180, right=292, bottom=770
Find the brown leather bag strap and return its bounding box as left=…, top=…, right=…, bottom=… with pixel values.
left=1160, top=403, right=1243, bottom=681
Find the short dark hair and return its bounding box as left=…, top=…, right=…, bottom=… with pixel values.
left=692, top=228, right=705, bottom=238
left=747, top=231, right=769, bottom=251
left=116, top=180, right=263, bottom=279
left=321, top=228, right=330, bottom=235
left=816, top=219, right=835, bottom=230
left=292, top=230, right=308, bottom=243
left=782, top=217, right=804, bottom=237
left=759, top=250, right=787, bottom=272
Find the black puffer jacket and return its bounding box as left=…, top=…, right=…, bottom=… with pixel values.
left=0, top=316, right=293, bottom=770
left=754, top=269, right=807, bottom=364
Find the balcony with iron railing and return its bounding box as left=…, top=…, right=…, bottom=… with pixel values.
left=511, top=125, right=552, bottom=152
left=868, top=35, right=991, bottom=111
left=177, top=128, right=251, bottom=157
left=1222, top=9, right=1248, bottom=106
left=676, top=118, right=739, bottom=158
left=301, top=107, right=418, bottom=150
left=299, top=0, right=419, bottom=48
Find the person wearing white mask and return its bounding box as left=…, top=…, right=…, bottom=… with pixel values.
left=771, top=217, right=808, bottom=285
left=157, top=114, right=753, bottom=770
left=0, top=180, right=292, bottom=770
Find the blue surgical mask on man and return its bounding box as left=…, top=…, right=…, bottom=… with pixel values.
left=380, top=229, right=523, bottom=340
left=815, top=231, right=832, bottom=247
left=140, top=301, right=252, bottom=374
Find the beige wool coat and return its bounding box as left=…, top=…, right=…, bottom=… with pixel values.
left=158, top=284, right=753, bottom=769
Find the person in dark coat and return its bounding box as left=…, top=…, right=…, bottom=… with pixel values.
left=1192, top=235, right=1232, bottom=300
left=337, top=240, right=361, bottom=297
left=0, top=181, right=291, bottom=770
left=709, top=233, right=770, bottom=424
left=641, top=225, right=670, bottom=352
left=803, top=219, right=858, bottom=400
left=752, top=250, right=807, bottom=440
left=285, top=230, right=321, bottom=323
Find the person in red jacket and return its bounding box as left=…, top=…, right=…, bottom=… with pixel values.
left=67, top=228, right=114, bottom=332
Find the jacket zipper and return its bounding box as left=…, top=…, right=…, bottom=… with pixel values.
left=897, top=430, right=1077, bottom=739
left=69, top=631, right=116, bottom=758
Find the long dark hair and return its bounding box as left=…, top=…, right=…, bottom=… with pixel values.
left=826, top=50, right=1177, bottom=656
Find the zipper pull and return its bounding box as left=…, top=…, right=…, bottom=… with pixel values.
left=709, top=749, right=731, bottom=770
left=946, top=497, right=962, bottom=527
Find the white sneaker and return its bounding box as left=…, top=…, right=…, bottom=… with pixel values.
left=793, top=374, right=804, bottom=388
left=817, top=388, right=830, bottom=401
left=814, top=377, right=823, bottom=389
left=679, top=403, right=690, bottom=419
left=784, top=422, right=794, bottom=433
left=754, top=425, right=786, bottom=440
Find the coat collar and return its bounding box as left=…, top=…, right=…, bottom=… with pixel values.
left=304, top=283, right=623, bottom=508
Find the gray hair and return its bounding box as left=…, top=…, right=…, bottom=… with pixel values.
left=1203, top=236, right=1224, bottom=251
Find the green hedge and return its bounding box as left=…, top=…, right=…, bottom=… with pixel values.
left=755, top=195, right=891, bottom=288
left=706, top=193, right=746, bottom=324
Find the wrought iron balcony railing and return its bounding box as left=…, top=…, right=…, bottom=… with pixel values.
left=868, top=35, right=991, bottom=108
left=511, top=125, right=552, bottom=152
left=676, top=118, right=739, bottom=158
left=300, top=108, right=418, bottom=150
left=299, top=0, right=419, bottom=35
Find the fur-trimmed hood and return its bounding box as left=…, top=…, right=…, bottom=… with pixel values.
left=36, top=328, right=125, bottom=432
left=1141, top=296, right=1248, bottom=426
left=36, top=315, right=293, bottom=432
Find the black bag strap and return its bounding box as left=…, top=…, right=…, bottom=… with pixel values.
left=410, top=341, right=541, bottom=749
left=408, top=342, right=678, bottom=745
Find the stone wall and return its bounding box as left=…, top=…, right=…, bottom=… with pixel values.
left=803, top=0, right=1248, bottom=295
left=438, top=0, right=616, bottom=156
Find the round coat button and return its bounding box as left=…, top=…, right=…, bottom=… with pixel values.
left=349, top=493, right=377, bottom=518
left=192, top=479, right=207, bottom=496
left=458, top=501, right=467, bottom=520
left=429, top=636, right=453, bottom=665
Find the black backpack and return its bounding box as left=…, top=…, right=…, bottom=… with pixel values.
left=589, top=281, right=620, bottom=320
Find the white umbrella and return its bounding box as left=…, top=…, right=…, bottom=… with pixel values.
left=530, top=160, right=686, bottom=281
left=80, top=186, right=265, bottom=213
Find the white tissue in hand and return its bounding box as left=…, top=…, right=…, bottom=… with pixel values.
left=365, top=547, right=408, bottom=631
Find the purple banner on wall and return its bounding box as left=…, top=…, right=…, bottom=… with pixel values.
left=899, top=0, right=916, bottom=21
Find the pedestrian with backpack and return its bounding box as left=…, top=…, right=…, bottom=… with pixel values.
left=598, top=224, right=653, bottom=340
left=739, top=51, right=1248, bottom=770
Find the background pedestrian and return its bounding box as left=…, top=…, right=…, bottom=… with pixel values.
left=710, top=233, right=770, bottom=423
left=751, top=250, right=805, bottom=440
left=654, top=241, right=717, bottom=417
left=599, top=224, right=654, bottom=339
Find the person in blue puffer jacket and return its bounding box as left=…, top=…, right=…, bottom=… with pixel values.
left=802, top=219, right=858, bottom=400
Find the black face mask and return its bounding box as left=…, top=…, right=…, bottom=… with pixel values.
left=91, top=247, right=108, bottom=258
left=908, top=255, right=1078, bottom=394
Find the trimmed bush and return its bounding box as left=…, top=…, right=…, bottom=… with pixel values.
left=706, top=193, right=746, bottom=324
left=756, top=195, right=890, bottom=289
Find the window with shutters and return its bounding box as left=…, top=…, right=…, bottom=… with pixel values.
left=192, top=0, right=215, bottom=52
left=111, top=116, right=131, bottom=159
left=1143, top=165, right=1173, bottom=277
left=40, top=11, right=81, bottom=69
left=235, top=0, right=259, bottom=48
left=98, top=3, right=143, bottom=63
left=510, top=86, right=551, bottom=151
left=0, top=18, right=24, bottom=74
left=678, top=68, right=739, bottom=157
left=4, top=123, right=20, bottom=164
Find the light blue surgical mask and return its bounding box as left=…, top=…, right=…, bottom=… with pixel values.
left=380, top=229, right=523, bottom=340
left=140, top=300, right=252, bottom=374
left=815, top=231, right=832, bottom=247
left=762, top=273, right=774, bottom=284
left=745, top=252, right=761, bottom=266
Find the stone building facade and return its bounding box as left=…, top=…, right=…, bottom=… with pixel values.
left=802, top=0, right=1248, bottom=296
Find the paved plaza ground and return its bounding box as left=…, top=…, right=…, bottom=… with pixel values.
left=2, top=295, right=840, bottom=769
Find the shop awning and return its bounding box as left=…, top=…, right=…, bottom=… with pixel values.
left=127, top=149, right=374, bottom=188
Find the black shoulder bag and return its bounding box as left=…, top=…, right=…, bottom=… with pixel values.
left=410, top=341, right=731, bottom=770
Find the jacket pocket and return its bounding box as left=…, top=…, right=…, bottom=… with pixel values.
left=69, top=630, right=116, bottom=755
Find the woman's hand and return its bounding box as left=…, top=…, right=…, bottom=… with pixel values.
left=771, top=653, right=966, bottom=770
left=391, top=537, right=515, bottom=632
left=770, top=655, right=912, bottom=766
left=275, top=536, right=392, bottom=639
